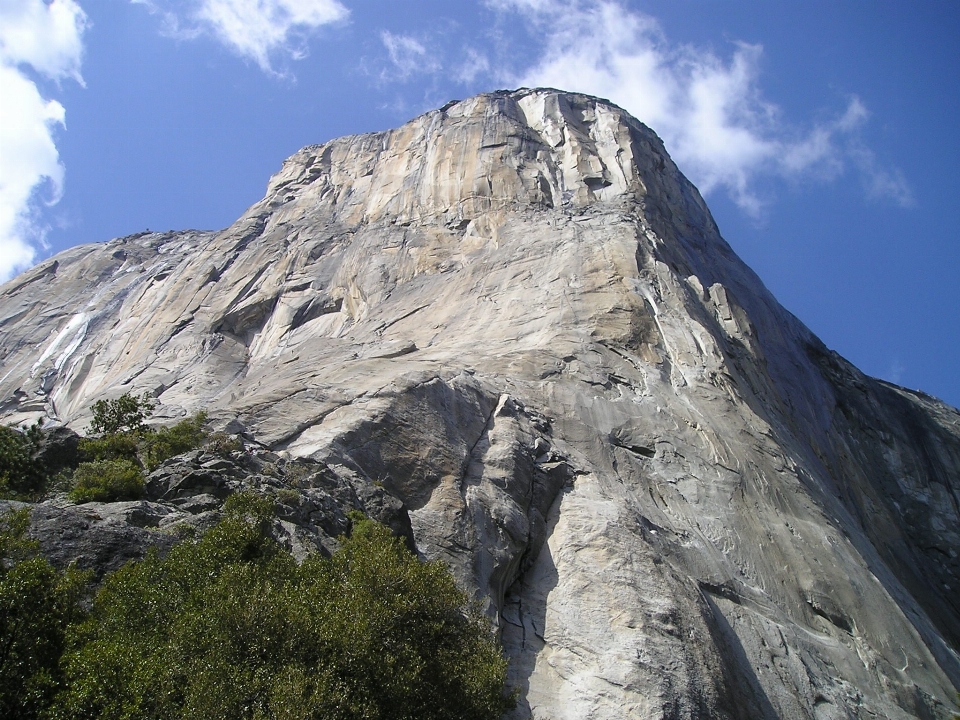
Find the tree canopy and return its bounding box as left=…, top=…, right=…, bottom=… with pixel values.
left=0, top=422, right=47, bottom=499
left=87, top=394, right=157, bottom=436
left=1, top=496, right=513, bottom=720
left=0, top=509, right=89, bottom=720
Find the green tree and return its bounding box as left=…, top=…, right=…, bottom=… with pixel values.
left=0, top=422, right=47, bottom=499
left=0, top=509, right=89, bottom=720
left=75, top=392, right=207, bottom=502
left=53, top=498, right=513, bottom=719
left=88, top=393, right=156, bottom=436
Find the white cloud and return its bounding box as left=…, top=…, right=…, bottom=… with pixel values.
left=137, top=0, right=348, bottom=74
left=491, top=0, right=912, bottom=215
left=455, top=47, right=490, bottom=85
left=0, top=0, right=87, bottom=282
left=377, top=30, right=492, bottom=89
left=0, top=0, right=86, bottom=82
left=380, top=31, right=438, bottom=80
left=886, top=357, right=905, bottom=385
left=849, top=142, right=913, bottom=207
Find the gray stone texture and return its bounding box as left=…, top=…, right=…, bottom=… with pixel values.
left=1, top=89, right=958, bottom=719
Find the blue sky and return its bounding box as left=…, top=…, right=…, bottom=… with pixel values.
left=1, top=0, right=958, bottom=408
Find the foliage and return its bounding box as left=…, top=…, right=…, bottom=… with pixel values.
left=0, top=509, right=90, bottom=720
left=88, top=393, right=156, bottom=436
left=74, top=399, right=207, bottom=501
left=79, top=413, right=207, bottom=470
left=205, top=432, right=244, bottom=457
left=275, top=488, right=301, bottom=505
left=73, top=393, right=153, bottom=504
left=141, top=412, right=208, bottom=470
left=77, top=432, right=140, bottom=464
left=0, top=506, right=34, bottom=561
left=52, top=499, right=513, bottom=719
left=282, top=461, right=314, bottom=486
left=314, top=512, right=515, bottom=720
left=0, top=422, right=47, bottom=499
left=68, top=459, right=144, bottom=504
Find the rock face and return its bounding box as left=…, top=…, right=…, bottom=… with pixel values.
left=1, top=88, right=959, bottom=719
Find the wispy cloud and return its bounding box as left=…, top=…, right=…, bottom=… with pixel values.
left=135, top=0, right=349, bottom=74
left=0, top=0, right=88, bottom=282
left=849, top=142, right=913, bottom=207
left=370, top=29, right=489, bottom=118
left=487, top=0, right=913, bottom=215
left=886, top=357, right=905, bottom=385
left=455, top=47, right=490, bottom=85
left=380, top=31, right=439, bottom=81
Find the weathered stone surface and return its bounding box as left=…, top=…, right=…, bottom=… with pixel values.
left=33, top=425, right=80, bottom=476
left=1, top=88, right=959, bottom=718
left=1, top=497, right=180, bottom=581
left=2, top=442, right=415, bottom=577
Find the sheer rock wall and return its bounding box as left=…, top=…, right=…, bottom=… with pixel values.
left=2, top=89, right=959, bottom=719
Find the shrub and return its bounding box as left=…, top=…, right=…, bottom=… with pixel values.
left=276, top=488, right=301, bottom=505
left=73, top=403, right=209, bottom=501
left=88, top=392, right=156, bottom=435
left=0, top=508, right=90, bottom=720
left=53, top=499, right=513, bottom=719
left=142, top=411, right=208, bottom=470
left=0, top=422, right=46, bottom=499
left=206, top=431, right=244, bottom=456
left=77, top=431, right=140, bottom=464
left=312, top=513, right=515, bottom=720
left=283, top=461, right=315, bottom=486
left=68, top=459, right=144, bottom=503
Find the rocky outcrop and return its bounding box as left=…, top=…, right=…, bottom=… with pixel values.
left=1, top=88, right=959, bottom=719
left=1, top=438, right=414, bottom=580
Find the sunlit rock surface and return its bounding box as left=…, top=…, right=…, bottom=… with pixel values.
left=2, top=88, right=959, bottom=719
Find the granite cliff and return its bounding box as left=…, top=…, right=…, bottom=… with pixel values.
left=1, top=88, right=959, bottom=719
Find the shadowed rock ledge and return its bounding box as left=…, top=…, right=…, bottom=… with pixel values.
left=1, top=88, right=959, bottom=719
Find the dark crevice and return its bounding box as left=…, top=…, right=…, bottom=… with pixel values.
left=611, top=437, right=656, bottom=459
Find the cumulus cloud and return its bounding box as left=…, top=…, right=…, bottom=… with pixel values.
left=491, top=0, right=912, bottom=215
left=0, top=0, right=88, bottom=282
left=136, top=0, right=348, bottom=73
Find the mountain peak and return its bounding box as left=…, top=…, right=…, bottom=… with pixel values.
left=258, top=87, right=709, bottom=230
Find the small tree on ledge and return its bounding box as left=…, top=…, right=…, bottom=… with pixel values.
left=88, top=393, right=156, bottom=436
